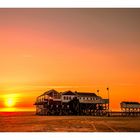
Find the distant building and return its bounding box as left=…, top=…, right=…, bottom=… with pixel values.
left=120, top=101, right=140, bottom=112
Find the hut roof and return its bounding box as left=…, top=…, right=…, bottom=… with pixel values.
left=62, top=91, right=98, bottom=97
left=121, top=101, right=140, bottom=105
left=62, top=90, right=76, bottom=95
left=38, top=89, right=59, bottom=97
left=44, top=89, right=59, bottom=95
left=76, top=92, right=98, bottom=97
left=37, top=90, right=98, bottom=98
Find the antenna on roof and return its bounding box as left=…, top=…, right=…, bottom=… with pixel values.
left=107, top=87, right=110, bottom=111
left=97, top=90, right=99, bottom=96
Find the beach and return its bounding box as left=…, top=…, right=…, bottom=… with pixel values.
left=0, top=112, right=140, bottom=132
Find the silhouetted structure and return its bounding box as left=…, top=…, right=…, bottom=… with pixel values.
left=34, top=89, right=109, bottom=116
left=120, top=101, right=140, bottom=116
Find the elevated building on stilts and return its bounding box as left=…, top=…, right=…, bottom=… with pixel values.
left=34, top=89, right=109, bottom=116
left=120, top=101, right=140, bottom=116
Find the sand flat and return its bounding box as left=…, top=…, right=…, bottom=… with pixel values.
left=0, top=112, right=140, bottom=132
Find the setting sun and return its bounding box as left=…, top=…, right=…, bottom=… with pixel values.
left=2, top=94, right=19, bottom=110
left=5, top=98, right=15, bottom=107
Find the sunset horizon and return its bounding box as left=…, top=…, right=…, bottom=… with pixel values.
left=0, top=87, right=135, bottom=112
left=0, top=8, right=140, bottom=112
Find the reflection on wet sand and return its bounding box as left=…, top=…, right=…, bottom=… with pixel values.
left=0, top=112, right=140, bottom=132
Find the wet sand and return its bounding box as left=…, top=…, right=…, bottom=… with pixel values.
left=0, top=112, right=140, bottom=132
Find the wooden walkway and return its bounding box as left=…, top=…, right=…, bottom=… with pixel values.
left=109, top=111, right=140, bottom=117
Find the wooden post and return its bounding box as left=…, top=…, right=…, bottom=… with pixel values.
left=107, top=87, right=110, bottom=117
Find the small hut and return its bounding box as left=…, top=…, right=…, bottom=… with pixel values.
left=120, top=101, right=140, bottom=116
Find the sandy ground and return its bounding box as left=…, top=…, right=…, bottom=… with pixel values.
left=0, top=112, right=140, bottom=132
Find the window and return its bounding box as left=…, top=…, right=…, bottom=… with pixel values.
left=91, top=98, right=92, bottom=100
left=66, top=96, right=68, bottom=100
left=83, top=97, right=85, bottom=100
left=64, top=96, right=66, bottom=100
left=69, top=97, right=71, bottom=100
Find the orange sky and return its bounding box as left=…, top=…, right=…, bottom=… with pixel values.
left=0, top=9, right=140, bottom=111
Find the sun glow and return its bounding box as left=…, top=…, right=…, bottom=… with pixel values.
left=5, top=98, right=16, bottom=107
left=4, top=94, right=18, bottom=108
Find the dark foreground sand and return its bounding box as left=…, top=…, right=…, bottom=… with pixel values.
left=0, top=112, right=140, bottom=132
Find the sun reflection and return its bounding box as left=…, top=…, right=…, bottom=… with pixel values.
left=0, top=107, right=17, bottom=112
